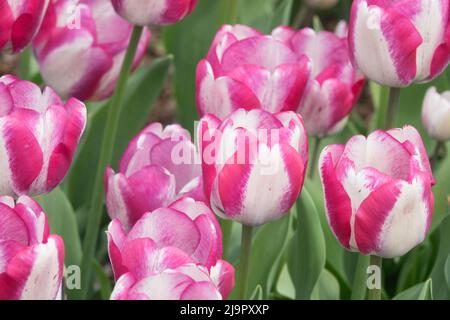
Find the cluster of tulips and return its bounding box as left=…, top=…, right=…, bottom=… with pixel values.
left=0, top=0, right=449, bottom=300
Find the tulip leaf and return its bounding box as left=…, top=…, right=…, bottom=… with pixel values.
left=288, top=186, right=326, bottom=299
left=430, top=214, right=450, bottom=299
left=311, top=269, right=340, bottom=300
left=250, top=285, right=264, bottom=300
left=444, top=254, right=450, bottom=291
left=35, top=188, right=82, bottom=268
left=66, top=57, right=171, bottom=211
left=393, top=279, right=433, bottom=300
left=267, top=0, right=294, bottom=30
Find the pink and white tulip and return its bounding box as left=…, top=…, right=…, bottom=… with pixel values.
left=196, top=24, right=311, bottom=119
left=0, top=75, right=86, bottom=197
left=33, top=0, right=151, bottom=101
left=111, top=0, right=198, bottom=26
left=108, top=197, right=223, bottom=279
left=422, top=87, right=450, bottom=142
left=319, top=126, right=434, bottom=258
left=110, top=238, right=234, bottom=300
left=0, top=196, right=64, bottom=300
left=349, top=0, right=450, bottom=87
left=274, top=24, right=364, bottom=137
left=0, top=0, right=49, bottom=53
left=105, top=123, right=203, bottom=231
left=199, top=109, right=308, bottom=226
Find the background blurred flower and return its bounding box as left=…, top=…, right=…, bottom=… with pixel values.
left=275, top=24, right=364, bottom=137
left=110, top=238, right=234, bottom=300
left=111, top=0, right=198, bottom=26
left=0, top=0, right=49, bottom=53
left=0, top=75, right=86, bottom=197
left=0, top=196, right=64, bottom=300
left=196, top=24, right=311, bottom=119
left=319, top=126, right=434, bottom=258
left=107, top=197, right=223, bottom=278
left=105, top=123, right=203, bottom=231
left=422, top=87, right=450, bottom=142
left=199, top=109, right=308, bottom=226
left=33, top=0, right=150, bottom=101
left=349, top=0, right=450, bottom=87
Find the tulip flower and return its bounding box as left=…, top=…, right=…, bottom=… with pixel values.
left=196, top=24, right=311, bottom=119
left=105, top=123, right=203, bottom=231
left=306, top=0, right=339, bottom=10
left=110, top=238, right=234, bottom=300
left=198, top=109, right=308, bottom=226
left=107, top=197, right=223, bottom=279
left=0, top=75, right=86, bottom=197
left=32, top=0, right=151, bottom=101
left=319, top=126, right=434, bottom=258
left=0, top=0, right=49, bottom=53
left=349, top=0, right=450, bottom=87
left=274, top=24, right=364, bottom=137
left=111, top=0, right=198, bottom=26
left=0, top=196, right=64, bottom=300
left=422, top=87, right=450, bottom=142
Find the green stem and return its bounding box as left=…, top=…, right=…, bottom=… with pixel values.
left=19, top=48, right=32, bottom=80
left=351, top=254, right=370, bottom=300
left=220, top=219, right=233, bottom=260
left=309, top=137, right=322, bottom=179
left=76, top=26, right=144, bottom=300
left=367, top=255, right=382, bottom=300
left=430, top=141, right=446, bottom=170
left=384, top=87, right=401, bottom=129
left=238, top=225, right=253, bottom=300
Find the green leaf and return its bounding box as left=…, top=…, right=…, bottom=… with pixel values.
left=92, top=260, right=113, bottom=300
left=268, top=0, right=294, bottom=30
left=35, top=188, right=82, bottom=267
left=444, top=254, right=450, bottom=291
left=249, top=285, right=264, bottom=300
left=288, top=187, right=326, bottom=299
left=66, top=57, right=171, bottom=210
left=393, top=279, right=434, bottom=300
left=431, top=214, right=450, bottom=299
left=230, top=214, right=293, bottom=299
left=311, top=269, right=340, bottom=300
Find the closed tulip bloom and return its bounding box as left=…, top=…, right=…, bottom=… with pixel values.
left=111, top=0, right=198, bottom=26
left=0, top=75, right=86, bottom=197
left=422, top=87, right=450, bottom=141
left=306, top=0, right=339, bottom=10
left=196, top=24, right=311, bottom=119
left=33, top=0, right=150, bottom=101
left=110, top=238, right=234, bottom=300
left=105, top=123, right=203, bottom=231
left=319, top=126, right=434, bottom=258
left=274, top=24, right=364, bottom=137
left=349, top=0, right=450, bottom=87
left=0, top=0, right=49, bottom=53
left=0, top=196, right=64, bottom=300
left=107, top=197, right=223, bottom=279
left=199, top=109, right=308, bottom=226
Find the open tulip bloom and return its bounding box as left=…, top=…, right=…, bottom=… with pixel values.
left=319, top=126, right=434, bottom=258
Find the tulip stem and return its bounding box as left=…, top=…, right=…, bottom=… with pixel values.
left=309, top=137, right=322, bottom=179
left=238, top=225, right=253, bottom=300
left=77, top=26, right=144, bottom=300
left=367, top=255, right=382, bottom=300
left=384, top=87, right=401, bottom=129
left=430, top=141, right=446, bottom=170
left=351, top=254, right=370, bottom=300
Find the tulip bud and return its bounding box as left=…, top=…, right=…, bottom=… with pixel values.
left=105, top=123, right=203, bottom=231
left=306, top=0, right=339, bottom=10
left=0, top=75, right=86, bottom=197
left=0, top=0, right=49, bottom=53
left=111, top=0, right=198, bottom=26
left=196, top=24, right=311, bottom=119
left=349, top=0, right=450, bottom=87
left=199, top=109, right=308, bottom=226
left=422, top=87, right=450, bottom=141
left=0, top=196, right=64, bottom=300
left=33, top=0, right=151, bottom=101
left=319, top=126, right=434, bottom=258
left=110, top=238, right=234, bottom=300
left=108, top=197, right=223, bottom=279
left=274, top=25, right=364, bottom=137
